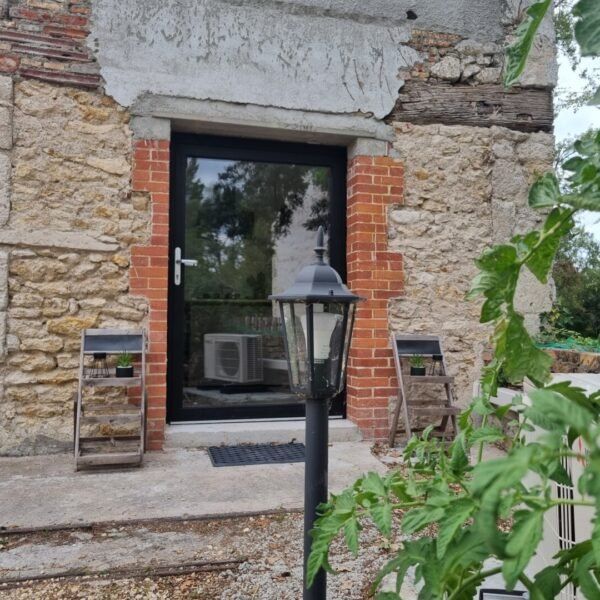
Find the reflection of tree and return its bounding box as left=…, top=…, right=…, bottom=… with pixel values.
left=184, top=160, right=329, bottom=301
left=304, top=167, right=330, bottom=233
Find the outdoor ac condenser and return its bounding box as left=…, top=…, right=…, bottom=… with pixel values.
left=523, top=377, right=595, bottom=600
left=204, top=334, right=263, bottom=384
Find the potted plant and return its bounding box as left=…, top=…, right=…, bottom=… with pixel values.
left=116, top=351, right=134, bottom=378
left=410, top=354, right=426, bottom=376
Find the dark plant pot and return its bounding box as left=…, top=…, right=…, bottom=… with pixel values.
left=116, top=366, right=134, bottom=378
left=410, top=366, right=426, bottom=376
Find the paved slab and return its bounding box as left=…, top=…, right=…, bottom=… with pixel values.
left=0, top=443, right=383, bottom=530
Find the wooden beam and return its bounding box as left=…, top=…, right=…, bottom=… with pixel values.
left=388, top=81, right=554, bottom=133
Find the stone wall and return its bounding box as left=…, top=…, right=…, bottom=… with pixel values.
left=0, top=80, right=147, bottom=455
left=548, top=349, right=600, bottom=374
left=389, top=123, right=554, bottom=406
left=0, top=0, right=557, bottom=451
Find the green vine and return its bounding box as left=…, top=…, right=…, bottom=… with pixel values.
left=308, top=1, right=600, bottom=597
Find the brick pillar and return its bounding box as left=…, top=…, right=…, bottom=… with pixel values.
left=131, top=139, right=170, bottom=450
left=346, top=155, right=404, bottom=441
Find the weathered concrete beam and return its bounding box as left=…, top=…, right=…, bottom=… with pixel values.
left=388, top=81, right=553, bottom=133
left=0, top=230, right=119, bottom=252
left=133, top=94, right=395, bottom=144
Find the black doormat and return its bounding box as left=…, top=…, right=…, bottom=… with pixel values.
left=208, top=442, right=305, bottom=467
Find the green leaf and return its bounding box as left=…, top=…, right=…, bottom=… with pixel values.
left=529, top=172, right=561, bottom=208
left=548, top=460, right=573, bottom=486
left=471, top=446, right=535, bottom=497
left=533, top=566, right=562, bottom=599
left=503, top=509, right=544, bottom=588
left=505, top=0, right=553, bottom=86
left=370, top=501, right=393, bottom=536
left=496, top=313, right=553, bottom=385
left=375, top=593, right=400, bottom=600
left=469, top=426, right=505, bottom=445
left=573, top=551, right=600, bottom=597
left=361, top=472, right=387, bottom=497
left=592, top=514, right=600, bottom=567
left=370, top=552, right=414, bottom=596
left=450, top=432, right=470, bottom=475
left=527, top=388, right=595, bottom=434
left=523, top=208, right=575, bottom=283
left=574, top=0, right=600, bottom=57
left=563, top=156, right=585, bottom=172
left=402, top=506, right=445, bottom=535
left=591, top=85, right=600, bottom=106
left=343, top=516, right=360, bottom=555
left=436, top=498, right=476, bottom=559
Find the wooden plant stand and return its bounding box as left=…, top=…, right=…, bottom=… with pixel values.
left=74, top=329, right=146, bottom=470
left=389, top=334, right=459, bottom=446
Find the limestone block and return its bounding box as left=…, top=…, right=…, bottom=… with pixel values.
left=0, top=311, right=6, bottom=358
left=5, top=369, right=78, bottom=386
left=8, top=352, right=57, bottom=372
left=0, top=229, right=119, bottom=252
left=514, top=268, right=553, bottom=316
left=57, top=354, right=79, bottom=369
left=20, top=336, right=63, bottom=353
left=0, top=250, right=7, bottom=311
left=11, top=293, right=43, bottom=308
left=0, top=152, right=10, bottom=226
left=492, top=200, right=516, bottom=243
left=0, top=105, right=12, bottom=151
left=6, top=334, right=19, bottom=352
left=492, top=159, right=528, bottom=202
left=516, top=132, right=555, bottom=164
left=475, top=67, right=502, bottom=84
left=461, top=63, right=481, bottom=81
left=0, top=76, right=11, bottom=105
left=430, top=56, right=461, bottom=82
left=47, top=315, right=98, bottom=337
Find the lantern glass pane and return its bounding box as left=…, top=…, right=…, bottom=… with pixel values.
left=281, top=302, right=309, bottom=391
left=338, top=303, right=355, bottom=391
left=306, top=303, right=346, bottom=398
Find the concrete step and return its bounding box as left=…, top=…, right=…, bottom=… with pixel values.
left=165, top=419, right=362, bottom=448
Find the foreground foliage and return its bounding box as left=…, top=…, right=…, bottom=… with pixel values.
left=308, top=1, right=600, bottom=597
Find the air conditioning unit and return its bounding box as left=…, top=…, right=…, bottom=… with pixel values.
left=204, top=334, right=263, bottom=384
left=524, top=376, right=596, bottom=600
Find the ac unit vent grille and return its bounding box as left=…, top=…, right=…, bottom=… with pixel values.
left=204, top=334, right=263, bottom=384
left=216, top=341, right=241, bottom=378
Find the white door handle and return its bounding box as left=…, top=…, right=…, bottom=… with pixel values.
left=174, top=247, right=198, bottom=286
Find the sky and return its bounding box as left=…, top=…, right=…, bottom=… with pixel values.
left=554, top=53, right=600, bottom=239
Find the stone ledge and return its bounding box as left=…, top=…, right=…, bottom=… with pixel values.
left=0, top=229, right=119, bottom=252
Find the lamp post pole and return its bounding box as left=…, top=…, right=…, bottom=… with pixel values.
left=303, top=395, right=329, bottom=600
left=269, top=227, right=362, bottom=600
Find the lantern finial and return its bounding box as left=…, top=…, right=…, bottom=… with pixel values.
left=314, top=226, right=325, bottom=265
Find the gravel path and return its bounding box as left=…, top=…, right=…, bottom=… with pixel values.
left=0, top=512, right=415, bottom=599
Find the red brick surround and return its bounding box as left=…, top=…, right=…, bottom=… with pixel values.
left=346, top=156, right=404, bottom=441
left=129, top=146, right=403, bottom=448
left=130, top=139, right=170, bottom=451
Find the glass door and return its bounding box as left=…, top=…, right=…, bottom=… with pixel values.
left=167, top=135, right=347, bottom=422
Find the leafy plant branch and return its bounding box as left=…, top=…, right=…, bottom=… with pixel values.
left=307, top=1, right=600, bottom=598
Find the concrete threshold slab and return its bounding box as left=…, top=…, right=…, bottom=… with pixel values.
left=165, top=418, right=361, bottom=448
left=0, top=442, right=381, bottom=530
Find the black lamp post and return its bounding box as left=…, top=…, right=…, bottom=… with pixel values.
left=270, top=226, right=363, bottom=600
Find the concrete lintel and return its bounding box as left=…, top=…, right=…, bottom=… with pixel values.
left=348, top=138, right=390, bottom=159
left=131, top=116, right=171, bottom=141
left=0, top=229, right=119, bottom=252
left=132, top=95, right=395, bottom=146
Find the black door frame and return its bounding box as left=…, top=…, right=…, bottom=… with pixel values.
left=167, top=133, right=348, bottom=423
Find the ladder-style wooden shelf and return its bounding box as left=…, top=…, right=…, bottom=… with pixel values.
left=74, top=329, right=146, bottom=471
left=389, top=334, right=459, bottom=446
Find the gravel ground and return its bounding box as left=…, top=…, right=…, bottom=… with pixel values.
left=0, top=512, right=412, bottom=600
